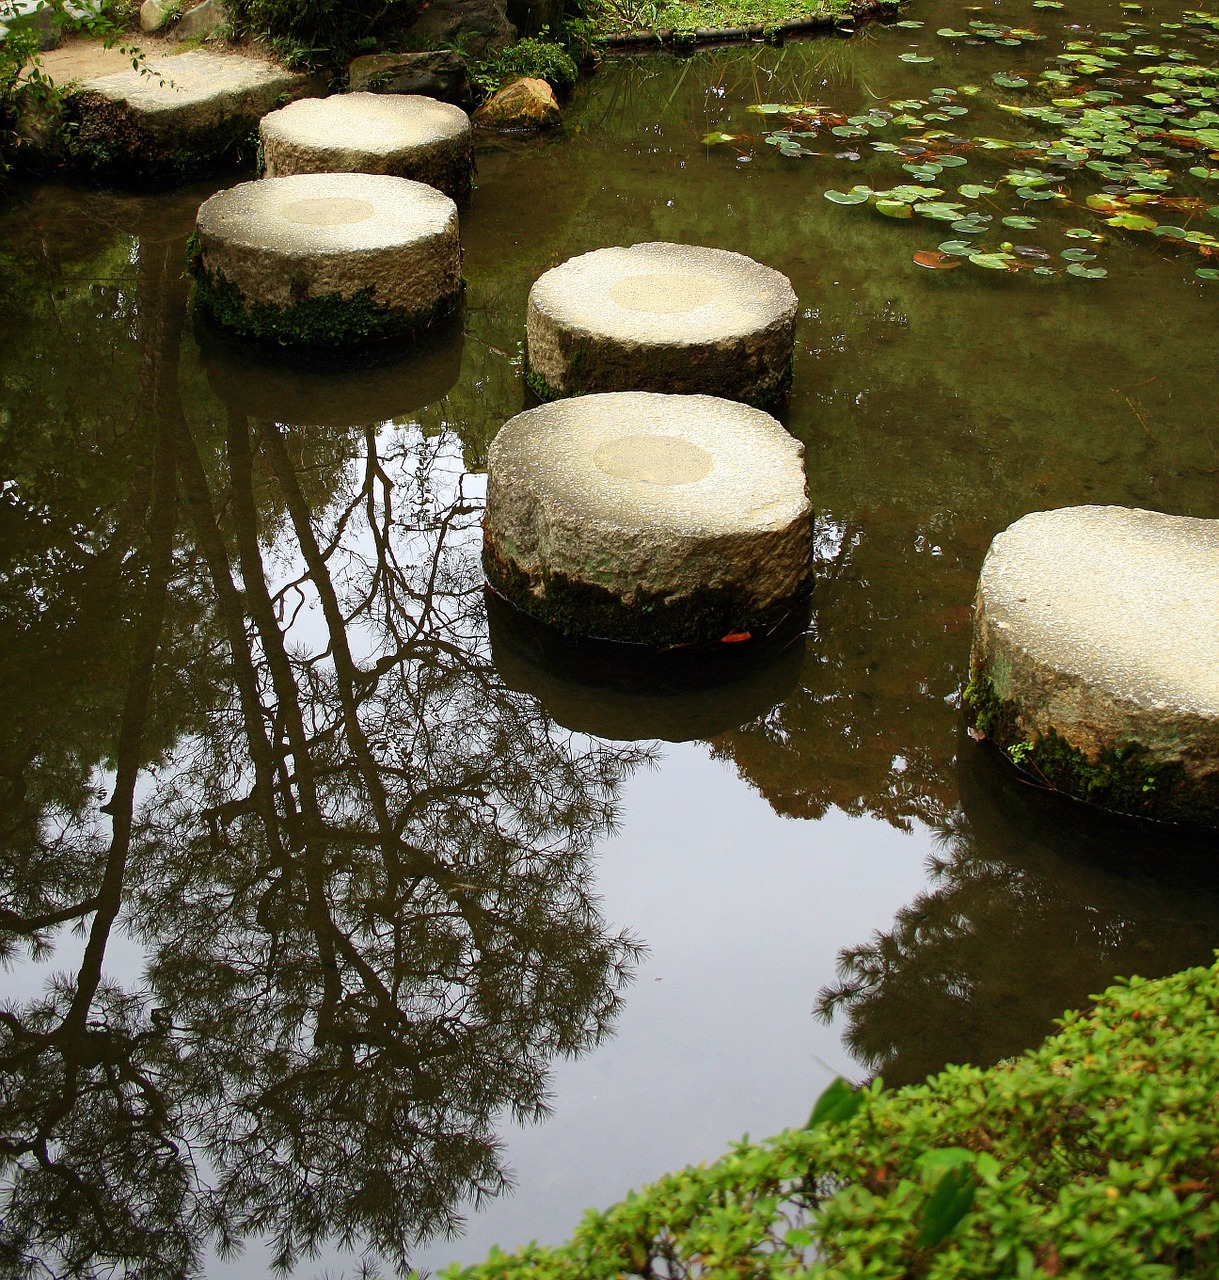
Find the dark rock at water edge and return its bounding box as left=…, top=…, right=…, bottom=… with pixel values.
left=347, top=50, right=474, bottom=106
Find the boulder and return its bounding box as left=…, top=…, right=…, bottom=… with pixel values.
left=400, top=0, right=515, bottom=59
left=171, top=0, right=228, bottom=40
left=504, top=0, right=563, bottom=37
left=347, top=50, right=474, bottom=105
left=472, top=76, right=559, bottom=130
left=2, top=0, right=61, bottom=49
left=139, top=0, right=174, bottom=32
left=968, top=505, right=1219, bottom=826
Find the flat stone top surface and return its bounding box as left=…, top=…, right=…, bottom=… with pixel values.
left=528, top=242, right=798, bottom=345
left=80, top=48, right=301, bottom=111
left=980, top=505, right=1219, bottom=715
left=196, top=172, right=457, bottom=256
left=489, top=392, right=808, bottom=537
left=261, top=92, right=470, bottom=153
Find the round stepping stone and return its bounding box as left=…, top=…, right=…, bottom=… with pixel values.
left=969, top=505, right=1219, bottom=827
left=190, top=172, right=462, bottom=349
left=260, top=93, right=474, bottom=201
left=525, top=242, right=798, bottom=408
left=483, top=392, right=813, bottom=646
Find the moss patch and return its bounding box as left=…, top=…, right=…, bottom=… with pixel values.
left=187, top=235, right=464, bottom=350
left=963, top=670, right=1219, bottom=828
left=484, top=538, right=811, bottom=646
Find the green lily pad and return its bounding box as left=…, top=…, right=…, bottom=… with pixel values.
left=969, top=252, right=1018, bottom=269
left=876, top=199, right=915, bottom=218
left=1002, top=215, right=1040, bottom=229
left=993, top=73, right=1030, bottom=89
left=1197, top=267, right=1219, bottom=279
left=1106, top=211, right=1158, bottom=229
left=1066, top=263, right=1109, bottom=277
left=824, top=188, right=871, bottom=204
left=900, top=53, right=935, bottom=63
left=959, top=184, right=998, bottom=199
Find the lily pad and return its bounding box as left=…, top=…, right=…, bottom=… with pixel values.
left=1002, top=215, right=1040, bottom=229
left=1066, top=262, right=1109, bottom=277
left=913, top=249, right=962, bottom=268
left=900, top=53, right=936, bottom=63
left=824, top=188, right=871, bottom=204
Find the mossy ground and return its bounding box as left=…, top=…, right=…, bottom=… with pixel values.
left=587, top=0, right=881, bottom=40
left=963, top=670, right=1219, bottom=829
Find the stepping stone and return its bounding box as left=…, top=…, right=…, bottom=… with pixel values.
left=969, top=505, right=1219, bottom=827
left=69, top=49, right=317, bottom=179
left=525, top=242, right=798, bottom=408
left=260, top=92, right=474, bottom=201
left=190, top=171, right=463, bottom=349
left=483, top=392, right=813, bottom=646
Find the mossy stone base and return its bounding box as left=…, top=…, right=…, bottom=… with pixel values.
left=190, top=172, right=463, bottom=350
left=964, top=673, right=1219, bottom=828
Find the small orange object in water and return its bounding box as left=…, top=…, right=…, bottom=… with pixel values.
left=720, top=631, right=752, bottom=643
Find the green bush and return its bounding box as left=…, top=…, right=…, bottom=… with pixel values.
left=439, top=960, right=1219, bottom=1279
left=475, top=34, right=578, bottom=95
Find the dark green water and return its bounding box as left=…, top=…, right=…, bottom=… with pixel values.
left=2, top=0, right=1218, bottom=1273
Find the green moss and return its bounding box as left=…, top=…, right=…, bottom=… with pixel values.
left=187, top=238, right=463, bottom=350
left=66, top=96, right=261, bottom=180
left=484, top=539, right=811, bottom=646
left=963, top=670, right=1219, bottom=828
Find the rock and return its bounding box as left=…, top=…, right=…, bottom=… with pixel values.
left=400, top=0, right=515, bottom=60
left=969, top=505, right=1219, bottom=826
left=171, top=0, right=228, bottom=40
left=347, top=50, right=474, bottom=106
left=69, top=49, right=318, bottom=179
left=190, top=171, right=464, bottom=349
left=472, top=76, right=559, bottom=131
left=526, top=241, right=798, bottom=406
left=483, top=391, right=814, bottom=646
left=139, top=0, right=174, bottom=33
left=504, top=0, right=563, bottom=37
left=260, top=92, right=473, bottom=201
left=2, top=0, right=61, bottom=49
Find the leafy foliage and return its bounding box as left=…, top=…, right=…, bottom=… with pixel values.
left=228, top=0, right=418, bottom=68
left=439, top=959, right=1219, bottom=1279
left=474, top=33, right=579, bottom=95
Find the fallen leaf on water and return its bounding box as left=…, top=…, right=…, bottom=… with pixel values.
left=914, top=249, right=963, bottom=269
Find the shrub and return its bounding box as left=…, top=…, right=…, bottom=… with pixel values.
left=475, top=34, right=578, bottom=96
left=439, top=959, right=1219, bottom=1279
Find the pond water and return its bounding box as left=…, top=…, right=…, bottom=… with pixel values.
left=2, top=0, right=1218, bottom=1274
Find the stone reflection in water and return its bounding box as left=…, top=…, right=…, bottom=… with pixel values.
left=708, top=515, right=967, bottom=831
left=0, top=218, right=650, bottom=1277
left=816, top=730, right=1219, bottom=1089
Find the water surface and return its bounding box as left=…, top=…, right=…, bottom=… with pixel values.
left=2, top=1, right=1218, bottom=1273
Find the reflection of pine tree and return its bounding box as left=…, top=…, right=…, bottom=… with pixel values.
left=0, top=227, right=648, bottom=1277
left=816, top=751, right=1219, bottom=1089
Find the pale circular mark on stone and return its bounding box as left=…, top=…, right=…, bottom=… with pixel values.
left=607, top=272, right=722, bottom=314
left=593, top=434, right=714, bottom=486
left=279, top=197, right=378, bottom=227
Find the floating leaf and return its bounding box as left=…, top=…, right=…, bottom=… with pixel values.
left=876, top=198, right=915, bottom=217
left=1002, top=215, right=1040, bottom=229
left=969, top=251, right=1018, bottom=269
left=900, top=53, right=935, bottom=63
left=1061, top=247, right=1097, bottom=261
left=993, top=73, right=1030, bottom=89
left=1066, top=262, right=1109, bottom=277
left=1197, top=267, right=1219, bottom=278
left=914, top=249, right=962, bottom=268
left=702, top=132, right=740, bottom=145
left=938, top=239, right=973, bottom=254
left=824, top=188, right=871, bottom=204
left=959, top=183, right=998, bottom=198
left=1106, top=211, right=1159, bottom=229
